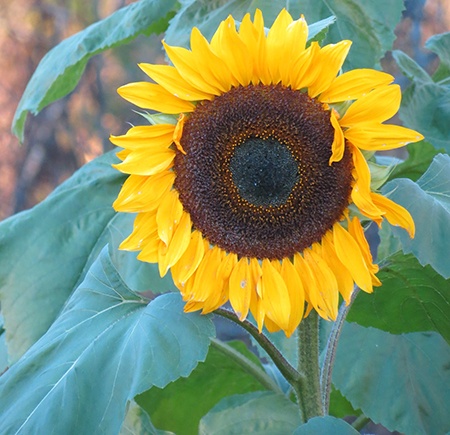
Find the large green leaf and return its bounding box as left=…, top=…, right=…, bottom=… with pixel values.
left=425, top=32, right=450, bottom=82
left=0, top=248, right=214, bottom=434
left=294, top=416, right=359, bottom=434
left=0, top=151, right=121, bottom=362
left=199, top=391, right=302, bottom=434
left=382, top=153, right=450, bottom=279
left=388, top=140, right=443, bottom=182
left=0, top=151, right=176, bottom=364
left=333, top=324, right=450, bottom=435
left=295, top=0, right=404, bottom=69
left=137, top=341, right=268, bottom=434
left=399, top=81, right=450, bottom=151
left=12, top=0, right=178, bottom=141
left=348, top=253, right=450, bottom=344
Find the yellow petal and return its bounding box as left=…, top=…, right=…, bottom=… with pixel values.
left=345, top=123, right=424, bottom=151
left=210, top=16, right=252, bottom=86
left=113, top=148, right=175, bottom=176
left=163, top=41, right=223, bottom=96
left=171, top=230, right=205, bottom=286
left=119, top=211, right=158, bottom=251
left=239, top=10, right=269, bottom=85
left=289, top=42, right=319, bottom=90
left=308, top=40, right=352, bottom=98
left=139, top=63, right=213, bottom=101
left=333, top=223, right=373, bottom=293
left=350, top=145, right=385, bottom=219
left=371, top=192, right=415, bottom=238
left=113, top=171, right=175, bottom=213
left=348, top=217, right=381, bottom=286
left=158, top=211, right=192, bottom=277
left=318, top=69, right=394, bottom=103
left=173, top=113, right=186, bottom=155
left=280, top=259, right=305, bottom=337
left=340, top=85, right=401, bottom=126
left=329, top=110, right=345, bottom=164
left=156, top=189, right=183, bottom=246
left=117, top=82, right=195, bottom=114
left=136, top=230, right=160, bottom=263
left=190, top=27, right=236, bottom=91
left=110, top=124, right=175, bottom=151
left=229, top=257, right=253, bottom=321
left=321, top=232, right=355, bottom=304
left=304, top=248, right=339, bottom=320
left=260, top=259, right=291, bottom=331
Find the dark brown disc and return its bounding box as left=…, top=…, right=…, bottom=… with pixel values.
left=173, top=84, right=353, bottom=260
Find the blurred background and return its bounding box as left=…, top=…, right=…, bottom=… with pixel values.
left=0, top=0, right=449, bottom=220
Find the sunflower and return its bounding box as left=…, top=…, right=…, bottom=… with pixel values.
left=111, top=9, right=423, bottom=336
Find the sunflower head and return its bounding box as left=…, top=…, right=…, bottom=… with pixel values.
left=111, top=9, right=423, bottom=336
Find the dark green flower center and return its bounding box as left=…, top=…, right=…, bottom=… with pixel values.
left=230, top=137, right=299, bottom=207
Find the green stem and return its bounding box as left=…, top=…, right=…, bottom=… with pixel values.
left=320, top=287, right=360, bottom=414
left=352, top=415, right=370, bottom=431
left=210, top=338, right=283, bottom=394
left=214, top=308, right=301, bottom=387
left=295, top=310, right=324, bottom=420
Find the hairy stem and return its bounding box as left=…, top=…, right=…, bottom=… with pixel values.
left=320, top=286, right=360, bottom=413
left=214, top=308, right=301, bottom=387
left=295, top=310, right=324, bottom=420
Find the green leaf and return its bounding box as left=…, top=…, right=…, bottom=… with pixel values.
left=399, top=82, right=450, bottom=151
left=294, top=416, right=359, bottom=434
left=329, top=388, right=361, bottom=419
left=0, top=151, right=176, bottom=363
left=348, top=252, right=450, bottom=344
left=12, top=0, right=178, bottom=141
left=0, top=248, right=214, bottom=435
left=382, top=153, right=450, bottom=278
left=388, top=140, right=443, bottom=182
left=392, top=50, right=431, bottom=82
left=199, top=391, right=302, bottom=434
left=425, top=32, right=450, bottom=82
left=297, top=0, right=404, bottom=69
left=0, top=151, right=121, bottom=362
left=136, top=341, right=267, bottom=435
left=333, top=324, right=450, bottom=435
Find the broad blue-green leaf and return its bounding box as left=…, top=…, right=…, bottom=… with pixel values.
left=348, top=253, right=450, bottom=344
left=295, top=0, right=404, bottom=69
left=333, top=324, right=450, bottom=435
left=329, top=388, right=361, bottom=419
left=0, top=248, right=214, bottom=435
left=425, top=32, right=450, bottom=82
left=0, top=151, right=176, bottom=363
left=0, top=316, right=7, bottom=375
left=0, top=151, right=122, bottom=362
left=294, top=416, right=359, bottom=434
left=13, top=0, right=178, bottom=141
left=388, top=140, right=443, bottom=182
left=137, top=341, right=268, bottom=435
left=392, top=50, right=431, bottom=82
left=382, top=154, right=450, bottom=278
left=399, top=82, right=450, bottom=151
left=199, top=391, right=302, bottom=434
